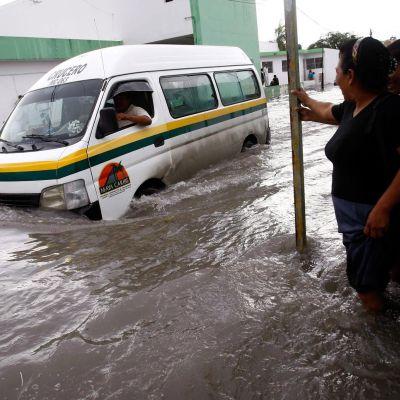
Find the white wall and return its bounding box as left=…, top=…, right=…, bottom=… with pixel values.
left=0, top=0, right=117, bottom=40
left=323, top=48, right=340, bottom=85
left=0, top=61, right=60, bottom=126
left=0, top=0, right=193, bottom=43
left=301, top=49, right=339, bottom=86
left=116, top=0, right=193, bottom=44
left=261, top=49, right=339, bottom=88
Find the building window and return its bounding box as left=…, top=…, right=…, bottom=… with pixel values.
left=305, top=57, right=323, bottom=70
left=262, top=61, right=273, bottom=73
left=282, top=60, right=288, bottom=72
left=160, top=74, right=218, bottom=119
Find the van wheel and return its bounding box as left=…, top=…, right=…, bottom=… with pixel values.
left=242, top=135, right=258, bottom=152
left=84, top=201, right=102, bottom=220
left=135, top=179, right=166, bottom=198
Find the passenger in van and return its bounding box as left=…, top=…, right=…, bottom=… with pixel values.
left=113, top=91, right=152, bottom=129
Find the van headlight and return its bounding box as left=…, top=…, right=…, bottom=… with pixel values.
left=40, top=180, right=90, bottom=210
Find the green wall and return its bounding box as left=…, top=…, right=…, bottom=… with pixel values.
left=0, top=36, right=123, bottom=61
left=190, top=0, right=261, bottom=71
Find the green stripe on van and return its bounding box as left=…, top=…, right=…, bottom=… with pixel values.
left=0, top=169, right=58, bottom=182
left=57, top=158, right=91, bottom=179
left=0, top=103, right=265, bottom=181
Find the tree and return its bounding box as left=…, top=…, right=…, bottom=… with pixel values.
left=308, top=32, right=360, bottom=50
left=275, top=23, right=286, bottom=51
left=275, top=23, right=302, bottom=51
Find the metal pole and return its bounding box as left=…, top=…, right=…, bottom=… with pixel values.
left=284, top=0, right=307, bottom=252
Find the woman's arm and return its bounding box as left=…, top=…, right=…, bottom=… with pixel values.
left=364, top=163, right=400, bottom=238
left=292, top=88, right=338, bottom=125
left=297, top=106, right=339, bottom=125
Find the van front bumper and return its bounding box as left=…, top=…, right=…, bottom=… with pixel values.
left=0, top=193, right=41, bottom=207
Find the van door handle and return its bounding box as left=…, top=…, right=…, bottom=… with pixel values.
left=154, top=136, right=165, bottom=147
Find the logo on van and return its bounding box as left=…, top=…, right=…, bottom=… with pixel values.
left=99, top=162, right=131, bottom=198
left=47, top=63, right=87, bottom=86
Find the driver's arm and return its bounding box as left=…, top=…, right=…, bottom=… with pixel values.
left=117, top=113, right=152, bottom=126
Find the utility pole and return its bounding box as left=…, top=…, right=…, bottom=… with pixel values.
left=284, top=0, right=307, bottom=252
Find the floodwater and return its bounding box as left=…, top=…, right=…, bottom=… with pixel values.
left=1, top=87, right=400, bottom=400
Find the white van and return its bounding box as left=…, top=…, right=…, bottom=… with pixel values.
left=0, top=45, right=270, bottom=220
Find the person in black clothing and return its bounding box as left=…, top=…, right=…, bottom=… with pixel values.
left=388, top=39, right=400, bottom=94
left=292, top=37, right=400, bottom=312
left=270, top=75, right=280, bottom=86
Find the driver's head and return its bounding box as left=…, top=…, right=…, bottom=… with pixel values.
left=113, top=92, right=131, bottom=113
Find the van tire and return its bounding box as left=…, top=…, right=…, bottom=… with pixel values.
left=242, top=135, right=258, bottom=152
left=135, top=179, right=166, bottom=198
left=76, top=201, right=102, bottom=220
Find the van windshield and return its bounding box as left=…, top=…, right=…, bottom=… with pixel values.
left=1, top=79, right=103, bottom=144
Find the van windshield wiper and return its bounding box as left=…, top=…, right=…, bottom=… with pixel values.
left=0, top=138, right=24, bottom=151
left=22, top=134, right=69, bottom=146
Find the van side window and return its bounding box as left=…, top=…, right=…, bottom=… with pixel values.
left=160, top=74, right=217, bottom=119
left=105, top=80, right=155, bottom=118
left=237, top=70, right=261, bottom=100
left=214, top=70, right=261, bottom=106
left=214, top=72, right=244, bottom=106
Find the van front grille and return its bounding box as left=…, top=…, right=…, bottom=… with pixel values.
left=0, top=193, right=41, bottom=207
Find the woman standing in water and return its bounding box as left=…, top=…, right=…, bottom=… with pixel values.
left=293, top=37, right=400, bottom=312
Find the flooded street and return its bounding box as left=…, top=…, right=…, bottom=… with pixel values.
left=1, top=87, right=400, bottom=400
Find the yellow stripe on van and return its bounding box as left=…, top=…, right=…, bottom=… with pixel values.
left=88, top=98, right=267, bottom=157
left=57, top=149, right=89, bottom=168
left=0, top=160, right=58, bottom=173
left=0, top=149, right=88, bottom=173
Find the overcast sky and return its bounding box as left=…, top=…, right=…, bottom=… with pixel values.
left=257, top=0, right=399, bottom=47
left=0, top=0, right=399, bottom=48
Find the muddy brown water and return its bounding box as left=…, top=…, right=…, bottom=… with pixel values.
left=1, top=87, right=400, bottom=400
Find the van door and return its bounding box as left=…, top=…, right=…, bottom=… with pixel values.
left=87, top=75, right=172, bottom=220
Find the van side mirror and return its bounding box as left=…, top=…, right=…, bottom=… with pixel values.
left=96, top=107, right=118, bottom=139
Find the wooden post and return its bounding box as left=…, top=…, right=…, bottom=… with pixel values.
left=284, top=0, right=307, bottom=252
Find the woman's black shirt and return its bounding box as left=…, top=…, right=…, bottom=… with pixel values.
left=325, top=93, right=400, bottom=204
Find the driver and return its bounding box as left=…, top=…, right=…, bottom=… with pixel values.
left=113, top=91, right=152, bottom=129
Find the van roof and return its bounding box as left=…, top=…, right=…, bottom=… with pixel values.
left=30, top=45, right=253, bottom=91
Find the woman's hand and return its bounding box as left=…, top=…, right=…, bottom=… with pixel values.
left=291, top=88, right=310, bottom=106
left=296, top=106, right=315, bottom=121
left=292, top=88, right=337, bottom=124
left=364, top=206, right=391, bottom=238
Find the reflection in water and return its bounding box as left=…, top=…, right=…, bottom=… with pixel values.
left=1, top=88, right=400, bottom=400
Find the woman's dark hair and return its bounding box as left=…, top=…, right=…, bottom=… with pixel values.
left=387, top=39, right=400, bottom=62
left=339, top=37, right=393, bottom=93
